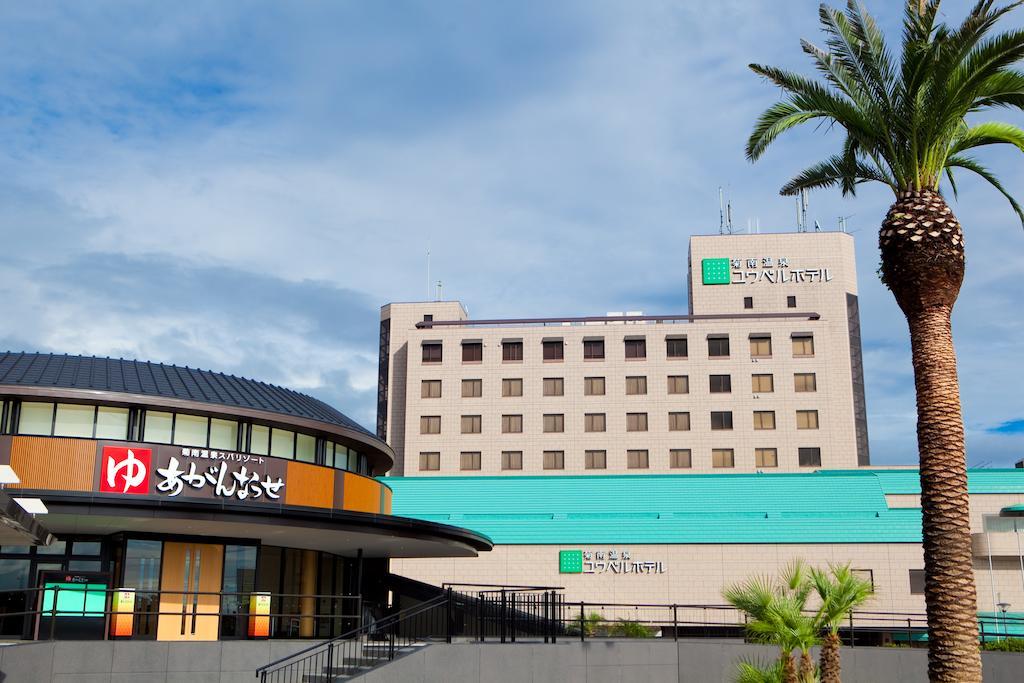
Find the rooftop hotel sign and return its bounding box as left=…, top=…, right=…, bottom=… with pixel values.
left=702, top=257, right=832, bottom=286
left=559, top=549, right=665, bottom=576
left=96, top=443, right=287, bottom=503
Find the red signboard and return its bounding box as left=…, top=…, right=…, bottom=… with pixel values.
left=98, top=446, right=152, bottom=495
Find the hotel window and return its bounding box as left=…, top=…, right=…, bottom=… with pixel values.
left=909, top=569, right=926, bottom=595
left=627, top=449, right=649, bottom=469
left=853, top=569, right=875, bottom=591
left=501, top=451, right=523, bottom=470
left=296, top=433, right=316, bottom=463
left=250, top=424, right=270, bottom=455
left=51, top=403, right=94, bottom=438
left=461, top=415, right=482, bottom=434
left=666, top=336, right=688, bottom=359
left=584, top=376, right=606, bottom=396
left=667, top=375, right=689, bottom=394
left=712, top=448, right=735, bottom=468
left=502, top=378, right=523, bottom=397
left=743, top=296, right=753, bottom=309
left=787, top=295, right=797, bottom=308
left=749, top=335, right=772, bottom=358
left=624, top=338, right=646, bottom=359
left=543, top=340, right=564, bottom=361
left=419, top=452, right=440, bottom=471
left=796, top=410, right=820, bottom=429
left=585, top=413, right=606, bottom=432
left=462, top=379, right=483, bottom=398
left=668, top=412, right=691, bottom=431
left=799, top=447, right=822, bottom=467
left=420, top=416, right=441, bottom=434
left=755, top=448, right=779, bottom=468
left=502, top=340, right=523, bottom=362
left=543, top=377, right=564, bottom=396
left=670, top=449, right=692, bottom=469
left=708, top=335, right=730, bottom=358
left=460, top=451, right=481, bottom=471
left=752, top=374, right=774, bottom=393
left=421, top=380, right=442, bottom=398
left=753, top=411, right=776, bottom=430
left=794, top=373, right=817, bottom=392
left=543, top=450, right=565, bottom=470
left=422, top=342, right=442, bottom=363
left=625, top=376, right=647, bottom=395
left=173, top=413, right=209, bottom=447
left=543, top=414, right=564, bottom=433
left=95, top=406, right=130, bottom=440
left=501, top=414, right=523, bottom=433
left=709, top=374, right=731, bottom=393
left=626, top=412, right=648, bottom=432
left=792, top=334, right=815, bottom=357
left=270, top=428, right=295, bottom=459
left=585, top=450, right=607, bottom=470
left=462, top=341, right=483, bottom=363
left=711, top=411, right=733, bottom=430
left=17, top=401, right=54, bottom=435
left=583, top=339, right=605, bottom=360
left=143, top=410, right=174, bottom=443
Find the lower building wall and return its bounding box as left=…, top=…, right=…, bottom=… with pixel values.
left=393, top=542, right=1024, bottom=617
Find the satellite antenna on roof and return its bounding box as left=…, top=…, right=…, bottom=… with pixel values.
left=814, top=220, right=822, bottom=232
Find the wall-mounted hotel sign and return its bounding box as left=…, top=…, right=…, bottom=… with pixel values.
left=96, top=444, right=287, bottom=503
left=702, top=257, right=832, bottom=286
left=559, top=549, right=666, bottom=575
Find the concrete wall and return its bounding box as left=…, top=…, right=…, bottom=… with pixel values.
left=350, top=640, right=1022, bottom=683
left=0, top=640, right=309, bottom=683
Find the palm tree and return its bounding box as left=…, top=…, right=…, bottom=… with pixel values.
left=724, top=561, right=820, bottom=683
left=810, top=564, right=875, bottom=683
left=745, top=2, right=1024, bottom=680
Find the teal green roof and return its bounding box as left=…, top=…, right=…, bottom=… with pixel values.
left=382, top=469, right=1024, bottom=545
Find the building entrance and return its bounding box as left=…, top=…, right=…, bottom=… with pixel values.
left=156, top=542, right=224, bottom=641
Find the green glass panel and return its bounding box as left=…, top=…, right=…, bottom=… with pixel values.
left=559, top=550, right=583, bottom=574
left=701, top=258, right=731, bottom=285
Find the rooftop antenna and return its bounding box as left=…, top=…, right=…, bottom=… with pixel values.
left=726, top=199, right=734, bottom=234
left=435, top=280, right=443, bottom=301
left=814, top=219, right=822, bottom=232
left=795, top=197, right=803, bottom=231
left=797, top=189, right=810, bottom=232
left=425, top=242, right=431, bottom=300
left=756, top=217, right=761, bottom=234
left=839, top=214, right=854, bottom=233
left=718, top=187, right=725, bottom=234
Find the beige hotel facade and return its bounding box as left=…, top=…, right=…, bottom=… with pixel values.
left=378, top=231, right=869, bottom=476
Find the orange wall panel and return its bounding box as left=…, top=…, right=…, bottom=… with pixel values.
left=284, top=461, right=335, bottom=509
left=9, top=437, right=96, bottom=492
left=381, top=486, right=392, bottom=514
left=342, top=473, right=382, bottom=514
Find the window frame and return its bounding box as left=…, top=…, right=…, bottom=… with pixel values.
left=710, top=411, right=734, bottom=430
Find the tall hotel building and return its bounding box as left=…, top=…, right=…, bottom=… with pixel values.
left=378, top=231, right=870, bottom=476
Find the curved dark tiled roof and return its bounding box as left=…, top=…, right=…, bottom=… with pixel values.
left=0, top=352, right=373, bottom=437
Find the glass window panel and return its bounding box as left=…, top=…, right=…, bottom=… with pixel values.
left=419, top=453, right=440, bottom=471
left=210, top=419, right=238, bottom=450
left=0, top=559, right=31, bottom=590
left=542, top=451, right=564, bottom=470
left=173, top=414, right=209, bottom=447
left=18, top=402, right=54, bottom=436
left=37, top=541, right=67, bottom=555
left=501, top=451, right=522, bottom=470
left=70, top=541, right=101, bottom=556
left=459, top=452, right=481, bottom=471
left=221, top=545, right=258, bottom=638
left=270, top=429, right=295, bottom=458
left=333, top=444, right=348, bottom=470
left=666, top=337, right=688, bottom=358
left=712, top=449, right=735, bottom=468
left=95, top=406, right=130, bottom=440
left=795, top=373, right=817, bottom=392
left=667, top=375, right=689, bottom=394
left=627, top=450, right=649, bottom=469
left=296, top=434, right=316, bottom=463
left=460, top=415, right=481, bottom=434
left=250, top=424, right=270, bottom=455
left=502, top=379, right=523, bottom=397
left=349, top=452, right=358, bottom=472
left=585, top=450, right=607, bottom=470
left=625, top=376, right=647, bottom=395
left=670, top=449, right=692, bottom=469
left=421, top=380, right=442, bottom=398
left=462, top=379, right=482, bottom=398
left=462, top=343, right=483, bottom=363
left=749, top=337, right=772, bottom=357
left=584, top=377, right=605, bottom=396
left=669, top=412, right=690, bottom=431
left=54, top=404, right=94, bottom=438
left=143, top=411, right=173, bottom=443
left=542, top=341, right=564, bottom=361
left=502, top=342, right=523, bottom=362
left=68, top=560, right=101, bottom=572
left=752, top=374, right=774, bottom=393
left=626, top=413, right=648, bottom=431
left=756, top=448, right=779, bottom=468
left=123, top=539, right=162, bottom=592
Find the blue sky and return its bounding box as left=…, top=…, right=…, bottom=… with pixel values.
left=1, top=1, right=1022, bottom=466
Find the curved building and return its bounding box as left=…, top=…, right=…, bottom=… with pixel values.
left=0, top=352, right=490, bottom=641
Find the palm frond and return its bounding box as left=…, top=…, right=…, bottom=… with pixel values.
left=779, top=154, right=893, bottom=196
left=946, top=153, right=1024, bottom=225
left=950, top=120, right=1024, bottom=155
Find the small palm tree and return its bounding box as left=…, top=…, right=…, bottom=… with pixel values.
left=725, top=561, right=820, bottom=683
left=746, top=3, right=1024, bottom=680
left=810, top=564, right=875, bottom=683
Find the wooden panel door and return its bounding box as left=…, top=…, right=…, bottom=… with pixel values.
left=157, top=542, right=224, bottom=641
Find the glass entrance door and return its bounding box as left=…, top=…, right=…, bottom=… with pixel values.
left=157, top=542, right=224, bottom=641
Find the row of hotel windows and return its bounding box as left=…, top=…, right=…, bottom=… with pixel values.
left=420, top=410, right=819, bottom=434
left=0, top=400, right=371, bottom=475
left=418, top=447, right=824, bottom=471
left=422, top=373, right=817, bottom=399
left=423, top=334, right=815, bottom=363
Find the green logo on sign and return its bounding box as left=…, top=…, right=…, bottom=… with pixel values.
left=559, top=550, right=583, bottom=574
left=702, top=258, right=731, bottom=285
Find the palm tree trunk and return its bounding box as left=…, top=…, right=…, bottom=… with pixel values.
left=780, top=651, right=798, bottom=683
left=798, top=649, right=814, bottom=682
left=818, top=632, right=841, bottom=683
left=879, top=190, right=981, bottom=682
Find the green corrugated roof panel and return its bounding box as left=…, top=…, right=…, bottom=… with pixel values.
left=824, top=469, right=1024, bottom=495
left=382, top=471, right=936, bottom=545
